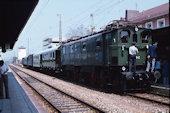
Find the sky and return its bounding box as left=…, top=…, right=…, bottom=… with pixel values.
left=1, top=0, right=169, bottom=61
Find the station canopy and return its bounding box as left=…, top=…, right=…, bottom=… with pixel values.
left=0, top=0, right=38, bottom=52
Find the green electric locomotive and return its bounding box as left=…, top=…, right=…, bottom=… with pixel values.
left=61, top=26, right=152, bottom=92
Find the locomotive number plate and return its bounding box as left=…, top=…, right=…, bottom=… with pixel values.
left=136, top=56, right=140, bottom=59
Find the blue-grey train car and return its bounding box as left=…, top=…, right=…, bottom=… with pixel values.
left=22, top=57, right=28, bottom=66
left=27, top=54, right=33, bottom=67
left=33, top=53, right=41, bottom=68
left=41, top=47, right=61, bottom=70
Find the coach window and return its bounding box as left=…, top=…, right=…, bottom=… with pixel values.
left=70, top=45, right=74, bottom=53
left=141, top=30, right=150, bottom=43
left=53, top=52, right=55, bottom=59
left=120, top=30, right=130, bottom=43
left=82, top=42, right=86, bottom=51
left=47, top=53, right=50, bottom=60
left=63, top=47, right=65, bottom=54
left=50, top=53, right=52, bottom=59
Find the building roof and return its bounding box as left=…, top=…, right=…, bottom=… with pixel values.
left=0, top=0, right=38, bottom=52
left=129, top=3, right=169, bottom=23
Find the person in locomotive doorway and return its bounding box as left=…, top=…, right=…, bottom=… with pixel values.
left=129, top=41, right=138, bottom=73
left=0, top=59, right=9, bottom=99
left=146, top=41, right=158, bottom=74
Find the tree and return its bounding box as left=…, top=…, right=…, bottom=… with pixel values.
left=66, top=25, right=90, bottom=39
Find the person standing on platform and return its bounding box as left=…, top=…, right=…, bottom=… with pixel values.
left=0, top=59, right=9, bottom=99
left=146, top=41, right=158, bottom=74
left=129, top=41, right=138, bottom=73
left=0, top=69, right=2, bottom=112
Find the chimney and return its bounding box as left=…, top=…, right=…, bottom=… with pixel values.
left=125, top=10, right=139, bottom=21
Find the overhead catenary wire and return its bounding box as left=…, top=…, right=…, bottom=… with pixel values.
left=65, top=0, right=116, bottom=28
left=66, top=0, right=126, bottom=32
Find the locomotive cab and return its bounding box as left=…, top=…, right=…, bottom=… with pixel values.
left=107, top=26, right=152, bottom=91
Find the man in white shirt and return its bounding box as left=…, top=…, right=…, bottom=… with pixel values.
left=129, top=41, right=138, bottom=73
left=0, top=60, right=9, bottom=99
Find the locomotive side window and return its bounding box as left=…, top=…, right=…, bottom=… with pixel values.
left=75, top=44, right=77, bottom=52
left=82, top=42, right=86, bottom=51
left=120, top=30, right=130, bottom=43
left=141, top=30, right=150, bottom=43
left=106, top=33, right=111, bottom=39
left=96, top=38, right=101, bottom=47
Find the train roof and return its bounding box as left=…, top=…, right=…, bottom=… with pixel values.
left=63, top=25, right=150, bottom=45
left=36, top=46, right=60, bottom=55
left=63, top=27, right=118, bottom=45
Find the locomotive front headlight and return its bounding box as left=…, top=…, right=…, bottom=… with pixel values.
left=122, top=66, right=126, bottom=71
left=146, top=45, right=149, bottom=49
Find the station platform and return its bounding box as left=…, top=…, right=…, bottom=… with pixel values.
left=0, top=71, right=39, bottom=113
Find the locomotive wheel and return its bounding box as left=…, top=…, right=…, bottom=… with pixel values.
left=99, top=71, right=105, bottom=88
left=89, top=72, right=95, bottom=86
left=78, top=72, right=83, bottom=83
left=73, top=71, right=77, bottom=81
left=65, top=71, right=70, bottom=79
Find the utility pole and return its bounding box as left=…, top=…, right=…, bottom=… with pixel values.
left=27, top=37, right=29, bottom=56
left=57, top=14, right=62, bottom=46
left=90, top=14, right=95, bottom=33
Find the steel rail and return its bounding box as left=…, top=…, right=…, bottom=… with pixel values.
left=10, top=65, right=105, bottom=113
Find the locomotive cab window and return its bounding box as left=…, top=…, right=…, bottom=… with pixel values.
left=141, top=30, right=150, bottom=43
left=120, top=30, right=130, bottom=43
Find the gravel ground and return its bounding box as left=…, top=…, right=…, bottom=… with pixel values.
left=12, top=64, right=170, bottom=113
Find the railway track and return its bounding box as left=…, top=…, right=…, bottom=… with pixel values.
left=9, top=65, right=105, bottom=113
left=126, top=92, right=170, bottom=106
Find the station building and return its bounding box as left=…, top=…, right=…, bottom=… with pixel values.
left=126, top=3, right=169, bottom=29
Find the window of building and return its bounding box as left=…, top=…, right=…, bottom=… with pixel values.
left=145, top=22, right=153, bottom=29
left=138, top=25, right=142, bottom=28
left=157, top=18, right=165, bottom=28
